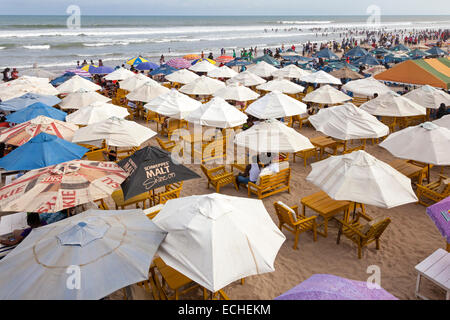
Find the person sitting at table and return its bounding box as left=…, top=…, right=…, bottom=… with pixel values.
left=235, top=155, right=262, bottom=190
left=0, top=213, right=46, bottom=246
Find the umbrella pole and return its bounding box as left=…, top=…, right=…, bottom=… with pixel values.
left=427, top=163, right=430, bottom=184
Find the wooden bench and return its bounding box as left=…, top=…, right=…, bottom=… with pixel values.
left=247, top=167, right=291, bottom=199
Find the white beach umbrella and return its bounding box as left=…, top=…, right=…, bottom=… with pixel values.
left=66, top=102, right=129, bottom=125
left=379, top=122, right=450, bottom=166
left=303, top=84, right=352, bottom=104
left=300, top=70, right=342, bottom=85
left=433, top=114, right=450, bottom=129
left=0, top=209, right=167, bottom=300
left=188, top=60, right=218, bottom=73
left=72, top=117, right=156, bottom=147
left=234, top=119, right=315, bottom=153
left=207, top=66, right=238, bottom=79
left=119, top=73, right=158, bottom=92
left=165, top=68, right=200, bottom=84
left=271, top=64, right=312, bottom=79
left=185, top=97, right=247, bottom=128
left=179, top=75, right=225, bottom=95
left=342, top=77, right=392, bottom=97
left=403, top=85, right=450, bottom=109
left=226, top=71, right=267, bottom=87
left=360, top=91, right=426, bottom=117
left=245, top=90, right=307, bottom=119
left=256, top=78, right=305, bottom=94
left=59, top=89, right=111, bottom=110
left=104, top=67, right=135, bottom=81
left=0, top=77, right=59, bottom=101
left=213, top=83, right=260, bottom=102
left=247, top=61, right=278, bottom=78
left=308, top=103, right=389, bottom=140
left=144, top=89, right=201, bottom=119
left=126, top=82, right=170, bottom=103
left=153, top=193, right=285, bottom=293
left=306, top=150, right=418, bottom=209
left=57, top=75, right=101, bottom=94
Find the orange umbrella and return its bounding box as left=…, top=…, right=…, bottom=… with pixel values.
left=183, top=54, right=201, bottom=61
left=216, top=55, right=234, bottom=64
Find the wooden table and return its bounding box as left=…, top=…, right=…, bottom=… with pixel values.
left=179, top=133, right=204, bottom=162
left=389, top=159, right=425, bottom=184
left=301, top=191, right=351, bottom=238
left=310, top=136, right=338, bottom=159
left=415, top=248, right=450, bottom=300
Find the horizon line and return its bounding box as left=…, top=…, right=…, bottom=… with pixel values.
left=0, top=14, right=448, bottom=16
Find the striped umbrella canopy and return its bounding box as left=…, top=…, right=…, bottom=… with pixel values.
left=0, top=115, right=79, bottom=146
left=65, top=68, right=91, bottom=78
left=126, top=56, right=149, bottom=66
left=215, top=56, right=234, bottom=64
left=191, top=58, right=216, bottom=65
left=183, top=54, right=200, bottom=60
left=166, top=58, right=192, bottom=69
left=0, top=160, right=128, bottom=213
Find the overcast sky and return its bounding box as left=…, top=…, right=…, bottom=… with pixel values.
left=1, top=0, right=449, bottom=15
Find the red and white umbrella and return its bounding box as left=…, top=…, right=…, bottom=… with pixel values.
left=0, top=160, right=128, bottom=213
left=0, top=115, right=78, bottom=146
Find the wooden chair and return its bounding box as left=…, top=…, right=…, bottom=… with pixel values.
left=289, top=114, right=309, bottom=129
left=152, top=182, right=183, bottom=206
left=273, top=201, right=317, bottom=250
left=352, top=96, right=370, bottom=106
left=116, top=147, right=139, bottom=161
left=84, top=148, right=109, bottom=161
left=145, top=110, right=160, bottom=124
left=160, top=119, right=188, bottom=138
left=407, top=160, right=433, bottom=185
left=94, top=198, right=109, bottom=210
left=111, top=189, right=151, bottom=209
left=156, top=137, right=178, bottom=153
left=293, top=147, right=319, bottom=167
left=336, top=212, right=391, bottom=259
left=416, top=175, right=450, bottom=206
left=247, top=167, right=291, bottom=199
left=200, top=164, right=238, bottom=193
left=194, top=137, right=227, bottom=164
left=342, top=144, right=365, bottom=154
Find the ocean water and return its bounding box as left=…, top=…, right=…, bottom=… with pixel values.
left=0, top=15, right=449, bottom=71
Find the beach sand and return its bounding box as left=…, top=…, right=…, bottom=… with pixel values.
left=106, top=119, right=449, bottom=300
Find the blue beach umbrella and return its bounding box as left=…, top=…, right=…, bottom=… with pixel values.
left=426, top=46, right=448, bottom=56
left=5, top=102, right=67, bottom=123
left=391, top=44, right=411, bottom=52
left=353, top=54, right=380, bottom=66
left=150, top=64, right=177, bottom=76
left=225, top=59, right=252, bottom=67
left=0, top=93, right=62, bottom=112
left=408, top=49, right=429, bottom=59
left=136, top=62, right=160, bottom=71
left=88, top=65, right=115, bottom=75
left=344, top=46, right=369, bottom=58
left=371, top=47, right=391, bottom=55
left=253, top=54, right=280, bottom=66
left=315, top=48, right=339, bottom=60
left=0, top=132, right=88, bottom=171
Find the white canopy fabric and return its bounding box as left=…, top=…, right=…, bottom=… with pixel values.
left=165, top=69, right=200, bottom=84
left=188, top=60, right=218, bottom=73
left=303, top=84, right=352, bottom=104
left=213, top=83, right=260, bottom=101
left=247, top=61, right=278, bottom=78
left=433, top=114, right=450, bottom=129
left=57, top=75, right=101, bottom=94
left=207, top=66, right=238, bottom=79
left=379, top=122, right=450, bottom=165
left=185, top=97, right=247, bottom=128
left=403, top=85, right=450, bottom=109
left=271, top=64, right=312, bottom=79
left=153, top=193, right=285, bottom=293
left=256, top=78, right=305, bottom=94
left=72, top=116, right=157, bottom=147
left=119, top=73, right=158, bottom=91
left=234, top=119, right=315, bottom=153
left=126, top=82, right=170, bottom=103
left=0, top=76, right=59, bottom=101
left=306, top=150, right=418, bottom=209
left=103, top=67, right=135, bottom=81
left=360, top=91, right=426, bottom=117
left=300, top=70, right=342, bottom=85
left=179, top=75, right=225, bottom=95
left=245, top=90, right=307, bottom=119
left=309, top=103, right=390, bottom=140
left=59, top=89, right=111, bottom=110
left=342, top=77, right=392, bottom=97
left=144, top=89, right=201, bottom=119
left=0, top=209, right=167, bottom=300
left=226, top=71, right=267, bottom=87
left=66, top=102, right=129, bottom=125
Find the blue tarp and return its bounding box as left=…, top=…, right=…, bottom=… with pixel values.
left=0, top=132, right=88, bottom=171
left=5, top=102, right=67, bottom=123
left=0, top=93, right=62, bottom=112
